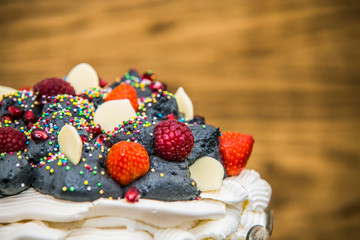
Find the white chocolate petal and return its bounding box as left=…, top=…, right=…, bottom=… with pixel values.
left=66, top=63, right=99, bottom=93
left=175, top=87, right=194, bottom=120
left=94, top=99, right=136, bottom=132
left=189, top=156, right=224, bottom=191
left=58, top=125, right=83, bottom=166
left=0, top=85, right=17, bottom=97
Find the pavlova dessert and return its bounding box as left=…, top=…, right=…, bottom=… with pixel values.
left=0, top=63, right=272, bottom=240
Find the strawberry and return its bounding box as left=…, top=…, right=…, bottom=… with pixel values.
left=105, top=83, right=138, bottom=111
left=219, top=132, right=254, bottom=176
left=106, top=141, right=149, bottom=186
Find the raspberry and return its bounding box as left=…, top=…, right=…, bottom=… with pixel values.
left=154, top=119, right=194, bottom=161
left=33, top=78, right=76, bottom=98
left=0, top=127, right=27, bottom=153
left=106, top=141, right=149, bottom=186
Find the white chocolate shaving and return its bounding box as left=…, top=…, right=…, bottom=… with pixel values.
left=66, top=63, right=99, bottom=93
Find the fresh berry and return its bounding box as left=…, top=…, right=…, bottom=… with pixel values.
left=154, top=119, right=194, bottom=161
left=105, top=83, right=138, bottom=111
left=8, top=105, right=23, bottom=119
left=166, top=113, right=177, bottom=120
left=125, top=186, right=141, bottom=203
left=0, top=127, right=27, bottom=153
left=106, top=141, right=149, bottom=186
left=86, top=124, right=103, bottom=137
left=99, top=78, right=108, bottom=88
left=23, top=110, right=37, bottom=124
left=30, top=129, right=49, bottom=141
left=1, top=114, right=13, bottom=123
left=142, top=71, right=156, bottom=81
left=219, top=132, right=254, bottom=176
left=33, top=78, right=76, bottom=98
left=149, top=81, right=167, bottom=92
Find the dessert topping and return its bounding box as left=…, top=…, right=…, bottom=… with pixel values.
left=219, top=132, right=254, bottom=176
left=23, top=110, right=37, bottom=124
left=189, top=156, right=224, bottom=191
left=66, top=63, right=99, bottom=93
left=0, top=127, right=27, bottom=153
left=30, top=129, right=49, bottom=141
left=125, top=186, right=141, bottom=203
left=154, top=119, right=194, bottom=161
left=174, top=87, right=194, bottom=120
left=141, top=70, right=156, bottom=81
left=106, top=141, right=150, bottom=186
left=94, top=99, right=137, bottom=132
left=58, top=125, right=83, bottom=165
left=149, top=81, right=167, bottom=92
left=8, top=105, right=23, bottom=119
left=33, top=78, right=76, bottom=99
left=105, top=83, right=139, bottom=111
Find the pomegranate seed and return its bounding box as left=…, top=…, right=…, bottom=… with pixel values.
left=149, top=81, right=167, bottom=92
left=96, top=133, right=108, bottom=145
left=142, top=71, right=156, bottom=81
left=8, top=106, right=23, bottom=119
left=81, top=134, right=89, bottom=143
left=166, top=113, right=177, bottom=120
left=27, top=122, right=34, bottom=130
left=23, top=110, right=37, bottom=123
left=31, top=129, right=49, bottom=141
left=99, top=78, right=108, bottom=88
left=1, top=114, right=14, bottom=122
left=125, top=187, right=140, bottom=203
left=87, top=125, right=103, bottom=137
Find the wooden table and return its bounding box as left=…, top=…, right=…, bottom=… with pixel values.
left=1, top=0, right=359, bottom=239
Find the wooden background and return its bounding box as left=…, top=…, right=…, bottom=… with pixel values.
left=1, top=0, right=359, bottom=239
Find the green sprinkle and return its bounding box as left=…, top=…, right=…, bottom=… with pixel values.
left=69, top=186, right=75, bottom=192
left=92, top=170, right=97, bottom=175
left=49, top=141, right=53, bottom=145
left=65, top=166, right=70, bottom=171
left=97, top=182, right=102, bottom=187
left=202, top=125, right=206, bottom=129
left=79, top=171, right=84, bottom=175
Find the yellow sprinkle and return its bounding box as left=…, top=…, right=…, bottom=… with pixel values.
left=99, top=189, right=104, bottom=195
left=160, top=173, right=164, bottom=177
left=46, top=166, right=50, bottom=170
left=84, top=180, right=88, bottom=185
left=50, top=169, right=54, bottom=174
left=62, top=186, right=67, bottom=191
left=150, top=168, right=155, bottom=173
left=191, top=182, right=196, bottom=186
left=57, top=161, right=62, bottom=166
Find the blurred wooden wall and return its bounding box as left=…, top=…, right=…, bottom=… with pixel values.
left=1, top=0, right=360, bottom=239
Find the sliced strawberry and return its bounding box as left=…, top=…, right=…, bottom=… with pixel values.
left=219, top=131, right=254, bottom=176
left=105, top=83, right=138, bottom=111
left=106, top=141, right=149, bottom=186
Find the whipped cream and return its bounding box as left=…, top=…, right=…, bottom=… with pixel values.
left=0, top=169, right=271, bottom=240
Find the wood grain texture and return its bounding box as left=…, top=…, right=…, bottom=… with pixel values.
left=1, top=0, right=360, bottom=239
